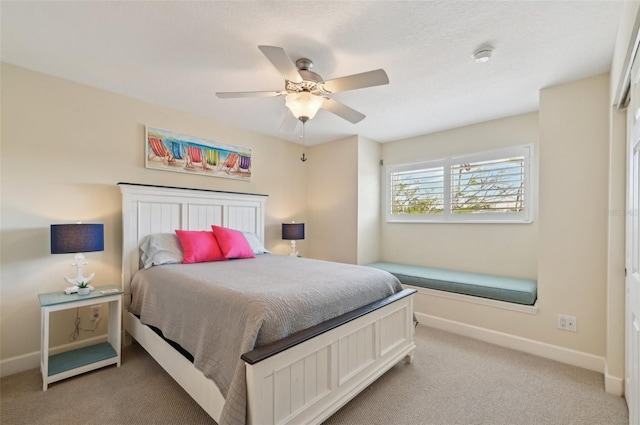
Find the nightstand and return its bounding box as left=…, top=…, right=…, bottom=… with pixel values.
left=38, top=285, right=123, bottom=390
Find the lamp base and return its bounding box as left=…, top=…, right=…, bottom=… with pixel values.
left=289, top=240, right=299, bottom=257
left=63, top=253, right=96, bottom=286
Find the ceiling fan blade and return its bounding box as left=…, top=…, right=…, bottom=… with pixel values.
left=322, top=98, right=366, bottom=124
left=320, top=69, right=389, bottom=94
left=279, top=110, right=299, bottom=132
left=258, top=45, right=303, bottom=84
left=216, top=90, right=285, bottom=99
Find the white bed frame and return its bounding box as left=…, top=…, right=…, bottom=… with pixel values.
left=119, top=183, right=416, bottom=425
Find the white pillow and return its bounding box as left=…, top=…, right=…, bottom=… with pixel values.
left=139, top=233, right=184, bottom=269
left=242, top=232, right=270, bottom=255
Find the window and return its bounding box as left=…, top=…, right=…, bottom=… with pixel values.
left=386, top=145, right=533, bottom=223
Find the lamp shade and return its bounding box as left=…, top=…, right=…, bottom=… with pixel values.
left=51, top=224, right=104, bottom=254
left=282, top=223, right=305, bottom=241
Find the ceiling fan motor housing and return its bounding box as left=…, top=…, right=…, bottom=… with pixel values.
left=286, top=58, right=325, bottom=94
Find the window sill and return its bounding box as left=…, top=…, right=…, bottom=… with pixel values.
left=387, top=218, right=533, bottom=224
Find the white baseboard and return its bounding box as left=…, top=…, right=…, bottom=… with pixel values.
left=0, top=335, right=107, bottom=378
left=0, top=350, right=38, bottom=378
left=418, top=312, right=608, bottom=375
left=605, top=364, right=626, bottom=396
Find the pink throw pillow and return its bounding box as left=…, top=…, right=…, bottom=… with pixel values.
left=175, top=230, right=226, bottom=264
left=211, top=226, right=255, bottom=259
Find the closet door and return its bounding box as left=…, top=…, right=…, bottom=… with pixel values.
left=626, top=50, right=640, bottom=425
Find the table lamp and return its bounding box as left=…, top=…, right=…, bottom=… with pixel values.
left=282, top=222, right=305, bottom=257
left=51, top=223, right=104, bottom=287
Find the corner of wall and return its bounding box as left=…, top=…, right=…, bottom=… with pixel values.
left=357, top=136, right=382, bottom=265
left=306, top=136, right=359, bottom=263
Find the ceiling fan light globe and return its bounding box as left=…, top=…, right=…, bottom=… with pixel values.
left=285, top=92, right=325, bottom=121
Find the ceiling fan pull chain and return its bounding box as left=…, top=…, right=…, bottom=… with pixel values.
left=300, top=121, right=308, bottom=162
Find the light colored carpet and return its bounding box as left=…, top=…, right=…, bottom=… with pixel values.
left=0, top=325, right=629, bottom=425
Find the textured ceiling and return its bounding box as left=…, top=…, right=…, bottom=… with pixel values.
left=0, top=1, right=624, bottom=145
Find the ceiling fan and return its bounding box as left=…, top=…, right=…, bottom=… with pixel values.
left=216, top=45, right=389, bottom=129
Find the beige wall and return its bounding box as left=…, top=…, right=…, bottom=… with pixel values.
left=357, top=136, right=382, bottom=265
left=381, top=112, right=539, bottom=279
left=305, top=135, right=383, bottom=265
left=538, top=74, right=610, bottom=356
left=306, top=136, right=359, bottom=263
left=0, top=64, right=307, bottom=364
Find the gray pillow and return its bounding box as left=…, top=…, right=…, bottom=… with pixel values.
left=242, top=232, right=270, bottom=255
left=139, top=233, right=184, bottom=269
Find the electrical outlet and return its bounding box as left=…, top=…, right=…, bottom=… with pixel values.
left=90, top=305, right=101, bottom=323
left=557, top=314, right=577, bottom=332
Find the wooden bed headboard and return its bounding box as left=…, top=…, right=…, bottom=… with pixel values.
left=119, top=183, right=267, bottom=302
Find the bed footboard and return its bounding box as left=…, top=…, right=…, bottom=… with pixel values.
left=244, top=289, right=416, bottom=425
left=126, top=290, right=415, bottom=425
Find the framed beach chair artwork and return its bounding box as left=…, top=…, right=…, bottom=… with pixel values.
left=145, top=126, right=252, bottom=181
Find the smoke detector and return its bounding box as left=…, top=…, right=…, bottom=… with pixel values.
left=472, top=47, right=494, bottom=63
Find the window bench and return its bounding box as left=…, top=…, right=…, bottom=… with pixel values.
left=368, top=262, right=537, bottom=306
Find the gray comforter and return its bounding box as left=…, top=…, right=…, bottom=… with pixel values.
left=130, top=254, right=403, bottom=425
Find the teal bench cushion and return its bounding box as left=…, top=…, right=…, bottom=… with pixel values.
left=368, top=262, right=537, bottom=306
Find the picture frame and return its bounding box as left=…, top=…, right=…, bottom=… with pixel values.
left=145, top=126, right=252, bottom=181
